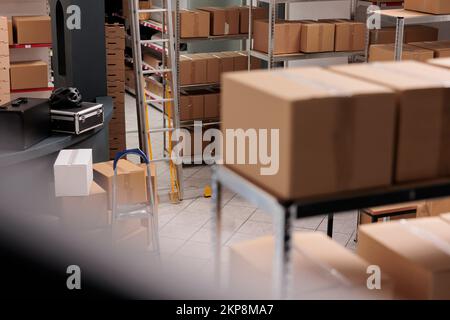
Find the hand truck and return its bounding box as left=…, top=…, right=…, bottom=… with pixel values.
left=112, top=148, right=160, bottom=253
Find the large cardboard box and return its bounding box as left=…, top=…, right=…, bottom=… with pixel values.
left=180, top=92, right=204, bottom=121
left=222, top=51, right=248, bottom=71
left=179, top=54, right=207, bottom=85
left=234, top=6, right=268, bottom=34
left=93, top=160, right=147, bottom=208
left=357, top=217, right=450, bottom=299
left=10, top=60, right=48, bottom=90
left=222, top=67, right=396, bottom=200
left=370, top=25, right=438, bottom=45
left=198, top=7, right=239, bottom=36
left=300, top=21, right=335, bottom=53
left=369, top=43, right=434, bottom=62
left=179, top=10, right=210, bottom=38
left=323, top=19, right=365, bottom=52
left=191, top=53, right=220, bottom=83
left=330, top=61, right=450, bottom=183
left=54, top=149, right=93, bottom=197
left=230, top=232, right=393, bottom=299
left=211, top=52, right=234, bottom=76
left=428, top=57, right=450, bottom=69
left=405, top=0, right=450, bottom=14
left=7, top=19, right=13, bottom=44
left=410, top=40, right=450, bottom=58
left=13, top=16, right=51, bottom=44
left=60, top=182, right=109, bottom=229
left=253, top=20, right=301, bottom=54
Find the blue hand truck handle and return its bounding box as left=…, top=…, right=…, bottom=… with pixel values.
left=113, top=148, right=149, bottom=170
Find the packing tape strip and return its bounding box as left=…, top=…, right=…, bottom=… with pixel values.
left=399, top=219, right=450, bottom=256
left=293, top=245, right=353, bottom=288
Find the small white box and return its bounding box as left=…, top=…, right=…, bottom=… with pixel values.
left=54, top=149, right=93, bottom=197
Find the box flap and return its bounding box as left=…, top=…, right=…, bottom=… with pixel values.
left=359, top=217, right=450, bottom=273
left=428, top=57, right=450, bottom=69
left=442, top=213, right=450, bottom=224
left=93, top=160, right=144, bottom=178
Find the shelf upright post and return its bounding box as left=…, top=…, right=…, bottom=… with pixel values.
left=268, top=0, right=276, bottom=70
left=212, top=169, right=223, bottom=288
left=394, top=17, right=405, bottom=61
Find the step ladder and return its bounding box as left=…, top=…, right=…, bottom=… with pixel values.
left=128, top=0, right=184, bottom=202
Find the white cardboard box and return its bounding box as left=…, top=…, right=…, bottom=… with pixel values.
left=54, top=149, right=93, bottom=197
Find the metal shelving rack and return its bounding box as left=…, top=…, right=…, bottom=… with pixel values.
left=249, top=0, right=362, bottom=69
left=212, top=165, right=450, bottom=298
left=364, top=8, right=450, bottom=61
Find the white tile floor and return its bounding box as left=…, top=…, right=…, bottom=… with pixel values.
left=124, top=93, right=359, bottom=274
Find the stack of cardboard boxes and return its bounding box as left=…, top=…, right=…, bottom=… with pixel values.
left=0, top=17, right=10, bottom=105
left=8, top=16, right=51, bottom=91
left=253, top=19, right=366, bottom=54
left=105, top=24, right=127, bottom=160
left=179, top=6, right=267, bottom=38
left=55, top=149, right=156, bottom=247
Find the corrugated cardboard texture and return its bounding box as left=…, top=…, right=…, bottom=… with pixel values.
left=13, top=16, right=51, bottom=44
left=230, top=232, right=393, bottom=299
left=410, top=40, right=450, bottom=58
left=357, top=217, right=450, bottom=299
left=222, top=67, right=396, bottom=200
left=253, top=20, right=301, bottom=54
left=405, top=0, right=450, bottom=14
left=10, top=60, right=48, bottom=90
left=330, top=62, right=450, bottom=183
left=369, top=43, right=434, bottom=62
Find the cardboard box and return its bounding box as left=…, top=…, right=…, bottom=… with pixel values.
left=7, top=19, right=13, bottom=45
left=198, top=7, right=239, bottom=36
left=143, top=52, right=162, bottom=69
left=10, top=60, right=48, bottom=90
left=404, top=25, right=439, bottom=43
left=357, top=217, right=450, bottom=299
left=330, top=61, right=450, bottom=183
left=191, top=53, right=220, bottom=83
left=179, top=10, right=210, bottom=38
left=428, top=57, right=450, bottom=69
left=324, top=19, right=365, bottom=52
left=410, top=40, right=450, bottom=58
left=441, top=213, right=450, bottom=223
left=418, top=198, right=450, bottom=218
left=369, top=43, right=434, bottom=62
left=405, top=0, right=450, bottom=14
left=93, top=159, right=147, bottom=207
left=212, top=52, right=234, bottom=75
left=145, top=76, right=164, bottom=97
left=360, top=202, right=420, bottom=225
left=253, top=20, right=301, bottom=54
left=222, top=67, right=396, bottom=200
left=0, top=93, right=10, bottom=106
left=13, top=16, right=51, bottom=44
left=179, top=54, right=207, bottom=85
left=221, top=51, right=248, bottom=71
left=230, top=232, right=393, bottom=299
left=300, top=21, right=335, bottom=53
left=204, top=90, right=220, bottom=119
left=60, top=182, right=108, bottom=229
left=370, top=26, right=438, bottom=45
left=180, top=92, right=204, bottom=121
left=54, top=149, right=93, bottom=197
left=234, top=6, right=268, bottom=34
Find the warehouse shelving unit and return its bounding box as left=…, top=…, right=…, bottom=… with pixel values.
left=0, top=0, right=54, bottom=99
left=212, top=165, right=450, bottom=298
left=249, top=0, right=362, bottom=69
left=364, top=9, right=450, bottom=61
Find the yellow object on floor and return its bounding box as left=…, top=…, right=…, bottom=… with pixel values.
left=204, top=185, right=212, bottom=198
